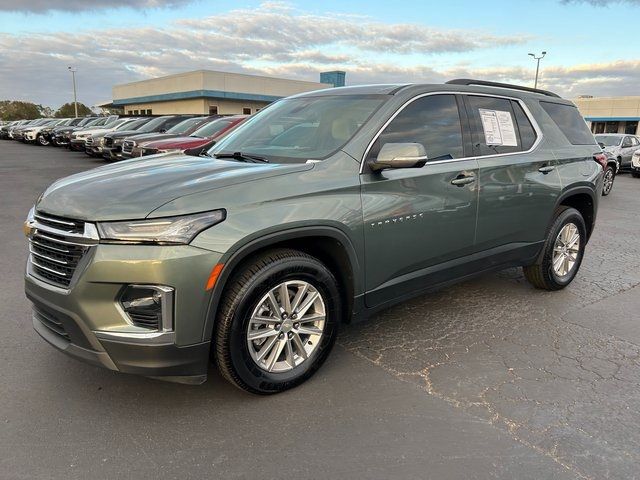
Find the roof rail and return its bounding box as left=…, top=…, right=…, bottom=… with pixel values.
left=446, top=79, right=561, bottom=98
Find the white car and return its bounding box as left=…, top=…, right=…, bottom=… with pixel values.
left=631, top=149, right=640, bottom=178
left=22, top=119, right=64, bottom=143
left=595, top=133, right=640, bottom=171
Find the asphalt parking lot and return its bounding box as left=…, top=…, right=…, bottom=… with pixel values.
left=1, top=141, right=639, bottom=480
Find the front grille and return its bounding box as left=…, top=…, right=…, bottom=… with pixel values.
left=28, top=212, right=93, bottom=289
left=104, top=137, right=113, bottom=148
left=34, top=211, right=84, bottom=234
left=128, top=311, right=161, bottom=329
left=33, top=307, right=70, bottom=342
left=85, top=137, right=94, bottom=146
left=122, top=140, right=134, bottom=154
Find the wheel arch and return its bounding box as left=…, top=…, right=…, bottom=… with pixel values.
left=201, top=226, right=361, bottom=342
left=555, top=187, right=597, bottom=240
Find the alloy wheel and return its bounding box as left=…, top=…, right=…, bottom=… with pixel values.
left=552, top=222, right=580, bottom=277
left=603, top=168, right=614, bottom=195
left=246, top=280, right=326, bottom=373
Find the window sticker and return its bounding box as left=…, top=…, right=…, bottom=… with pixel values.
left=479, top=109, right=518, bottom=147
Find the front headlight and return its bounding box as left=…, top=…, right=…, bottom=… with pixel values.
left=114, top=138, right=124, bottom=145
left=97, top=210, right=226, bottom=245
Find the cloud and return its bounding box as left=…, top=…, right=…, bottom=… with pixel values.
left=0, top=2, right=638, bottom=108
left=0, top=0, right=193, bottom=13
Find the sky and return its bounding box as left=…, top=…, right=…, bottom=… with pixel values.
left=1, top=0, right=639, bottom=108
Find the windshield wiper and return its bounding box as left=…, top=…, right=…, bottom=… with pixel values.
left=214, top=151, right=269, bottom=163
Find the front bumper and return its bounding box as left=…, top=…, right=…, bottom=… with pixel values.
left=24, top=131, right=38, bottom=142
left=69, top=138, right=87, bottom=150
left=102, top=145, right=126, bottom=161
left=631, top=156, right=640, bottom=172
left=25, top=241, right=223, bottom=383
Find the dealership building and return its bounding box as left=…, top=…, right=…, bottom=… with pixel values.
left=573, top=95, right=640, bottom=135
left=106, top=70, right=345, bottom=116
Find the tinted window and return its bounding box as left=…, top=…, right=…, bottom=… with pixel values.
left=466, top=96, right=523, bottom=156
left=540, top=101, right=595, bottom=145
left=511, top=100, right=537, bottom=150
left=167, top=117, right=206, bottom=134
left=368, top=94, right=464, bottom=162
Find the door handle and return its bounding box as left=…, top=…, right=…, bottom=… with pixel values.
left=450, top=174, right=476, bottom=186
left=538, top=165, right=556, bottom=174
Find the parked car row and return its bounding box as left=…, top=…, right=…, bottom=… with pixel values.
left=1, top=114, right=248, bottom=161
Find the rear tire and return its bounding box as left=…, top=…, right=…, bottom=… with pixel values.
left=602, top=165, right=615, bottom=196
left=214, top=249, right=341, bottom=394
left=523, top=207, right=586, bottom=291
left=632, top=171, right=640, bottom=178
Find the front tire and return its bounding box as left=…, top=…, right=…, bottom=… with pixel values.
left=602, top=165, right=615, bottom=196
left=214, top=249, right=341, bottom=394
left=37, top=134, right=49, bottom=146
left=632, top=171, right=640, bottom=178
left=523, top=207, right=586, bottom=291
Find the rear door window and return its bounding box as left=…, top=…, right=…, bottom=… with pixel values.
left=367, top=94, right=464, bottom=162
left=465, top=96, right=527, bottom=156
left=540, top=101, right=596, bottom=145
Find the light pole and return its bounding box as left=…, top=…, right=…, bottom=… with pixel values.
left=528, top=51, right=546, bottom=89
left=68, top=66, right=78, bottom=118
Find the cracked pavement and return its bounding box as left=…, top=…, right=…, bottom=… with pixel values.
left=341, top=175, right=640, bottom=479
left=1, top=142, right=639, bottom=479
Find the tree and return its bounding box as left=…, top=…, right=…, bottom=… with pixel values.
left=0, top=100, right=49, bottom=120
left=55, top=102, right=93, bottom=118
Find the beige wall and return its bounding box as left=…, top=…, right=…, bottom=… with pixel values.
left=113, top=69, right=330, bottom=102
left=122, top=98, right=271, bottom=115
left=573, top=96, right=640, bottom=119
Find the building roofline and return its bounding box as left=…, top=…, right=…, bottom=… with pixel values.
left=114, top=69, right=330, bottom=89
left=112, top=89, right=285, bottom=106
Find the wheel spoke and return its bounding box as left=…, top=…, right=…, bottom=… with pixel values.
left=266, top=339, right=286, bottom=372
left=298, top=313, right=325, bottom=323
left=553, top=253, right=565, bottom=272
left=292, top=333, right=307, bottom=359
left=279, top=282, right=291, bottom=314
left=248, top=328, right=278, bottom=341
left=295, top=291, right=319, bottom=318
left=267, top=291, right=282, bottom=320
left=567, top=232, right=580, bottom=249
left=256, top=334, right=279, bottom=362
left=290, top=283, right=309, bottom=313
left=251, top=315, right=281, bottom=325
left=285, top=338, right=295, bottom=367
left=298, top=325, right=323, bottom=336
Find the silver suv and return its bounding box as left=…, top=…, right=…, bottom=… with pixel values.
left=595, top=133, right=640, bottom=170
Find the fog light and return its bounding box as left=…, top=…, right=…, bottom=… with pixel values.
left=119, top=285, right=174, bottom=331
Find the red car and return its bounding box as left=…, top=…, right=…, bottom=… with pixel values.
left=141, top=115, right=248, bottom=156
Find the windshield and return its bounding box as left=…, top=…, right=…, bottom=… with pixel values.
left=116, top=118, right=148, bottom=131
left=595, top=135, right=622, bottom=147
left=166, top=117, right=205, bottom=134
left=209, top=94, right=386, bottom=162
left=77, top=118, right=94, bottom=126
left=137, top=117, right=169, bottom=133
left=192, top=118, right=238, bottom=138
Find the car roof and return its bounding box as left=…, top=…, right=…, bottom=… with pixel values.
left=292, top=82, right=573, bottom=104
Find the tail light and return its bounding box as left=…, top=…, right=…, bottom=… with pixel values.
left=593, top=153, right=607, bottom=170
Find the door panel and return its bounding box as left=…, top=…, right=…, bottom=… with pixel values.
left=361, top=160, right=479, bottom=306
left=360, top=93, right=478, bottom=308
left=463, top=95, right=562, bottom=250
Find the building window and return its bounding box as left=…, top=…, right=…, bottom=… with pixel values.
left=243, top=107, right=252, bottom=115
left=605, top=121, right=619, bottom=133
left=127, top=110, right=133, bottom=115
left=146, top=109, right=152, bottom=115
left=133, top=110, right=139, bottom=115
left=625, top=121, right=638, bottom=135
left=209, top=106, right=218, bottom=115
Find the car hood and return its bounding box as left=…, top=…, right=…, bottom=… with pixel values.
left=36, top=155, right=314, bottom=221
left=125, top=133, right=179, bottom=144
left=146, top=136, right=207, bottom=149
left=105, top=130, right=142, bottom=139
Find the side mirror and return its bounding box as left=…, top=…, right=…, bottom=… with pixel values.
left=369, top=142, right=428, bottom=172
